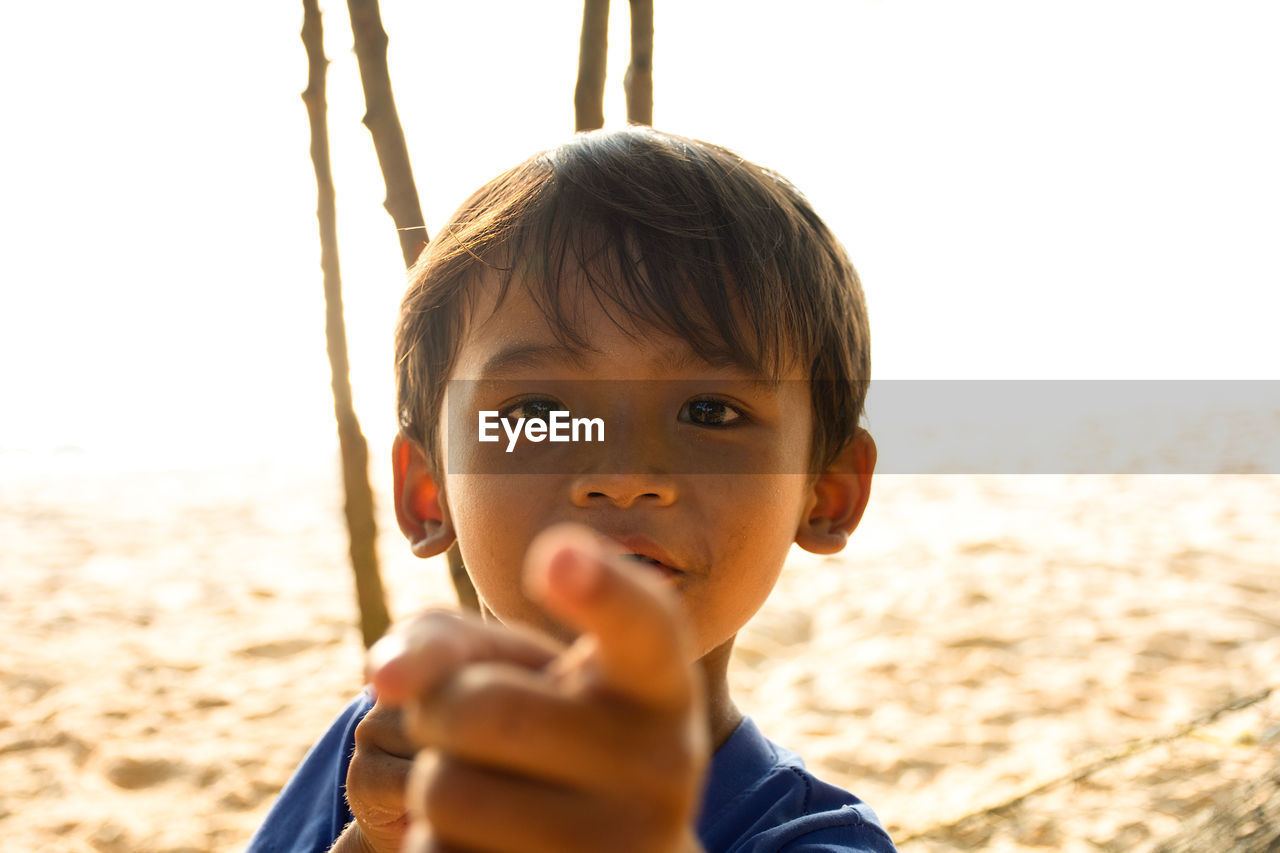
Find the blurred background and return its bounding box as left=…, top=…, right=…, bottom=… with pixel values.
left=2, top=1, right=1278, bottom=850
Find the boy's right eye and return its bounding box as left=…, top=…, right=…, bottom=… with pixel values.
left=680, top=397, right=745, bottom=427
left=500, top=398, right=565, bottom=423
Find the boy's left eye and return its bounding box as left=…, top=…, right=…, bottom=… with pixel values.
left=680, top=398, right=743, bottom=427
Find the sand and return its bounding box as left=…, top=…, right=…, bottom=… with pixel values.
left=3, top=450, right=1277, bottom=851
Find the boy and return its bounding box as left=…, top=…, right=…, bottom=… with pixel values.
left=250, top=128, right=895, bottom=852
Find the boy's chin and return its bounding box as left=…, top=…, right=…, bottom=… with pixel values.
left=482, top=604, right=579, bottom=647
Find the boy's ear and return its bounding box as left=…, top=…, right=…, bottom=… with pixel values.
left=795, top=429, right=877, bottom=555
left=392, top=433, right=455, bottom=559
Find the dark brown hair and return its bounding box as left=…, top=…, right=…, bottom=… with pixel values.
left=395, top=127, right=869, bottom=472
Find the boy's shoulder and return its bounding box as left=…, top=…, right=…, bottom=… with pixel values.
left=245, top=691, right=373, bottom=853
left=701, top=715, right=898, bottom=852
left=248, top=692, right=897, bottom=853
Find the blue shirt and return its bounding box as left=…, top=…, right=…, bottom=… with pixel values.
left=248, top=690, right=896, bottom=852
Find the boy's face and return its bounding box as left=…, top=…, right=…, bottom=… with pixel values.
left=406, top=270, right=866, bottom=661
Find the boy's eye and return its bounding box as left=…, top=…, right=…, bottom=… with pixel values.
left=500, top=398, right=565, bottom=423
left=681, top=398, right=743, bottom=427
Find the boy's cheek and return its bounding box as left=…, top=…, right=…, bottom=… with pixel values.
left=448, top=533, right=569, bottom=640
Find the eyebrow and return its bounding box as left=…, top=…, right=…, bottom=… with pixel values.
left=661, top=347, right=782, bottom=387
left=478, top=340, right=779, bottom=384
left=478, top=343, right=595, bottom=377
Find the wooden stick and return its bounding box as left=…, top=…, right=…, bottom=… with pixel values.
left=575, top=0, right=610, bottom=131
left=344, top=0, right=479, bottom=612
left=345, top=0, right=429, bottom=267
left=301, top=0, right=391, bottom=648
left=624, top=0, right=653, bottom=126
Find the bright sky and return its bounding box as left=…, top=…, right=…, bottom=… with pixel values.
left=2, top=1, right=1277, bottom=465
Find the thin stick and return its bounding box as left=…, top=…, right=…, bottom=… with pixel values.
left=624, top=0, right=653, bottom=126
left=575, top=0, right=610, bottom=131
left=345, top=0, right=479, bottom=612
left=345, top=0, right=429, bottom=267
left=301, top=0, right=391, bottom=648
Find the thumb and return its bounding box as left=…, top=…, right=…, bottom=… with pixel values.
left=523, top=524, right=697, bottom=712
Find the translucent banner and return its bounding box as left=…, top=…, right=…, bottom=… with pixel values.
left=440, top=380, right=1280, bottom=474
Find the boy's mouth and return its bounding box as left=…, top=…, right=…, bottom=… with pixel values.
left=622, top=552, right=669, bottom=567
left=609, top=536, right=682, bottom=580
left=621, top=553, right=680, bottom=580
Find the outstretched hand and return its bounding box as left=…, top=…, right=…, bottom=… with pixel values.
left=344, top=524, right=709, bottom=853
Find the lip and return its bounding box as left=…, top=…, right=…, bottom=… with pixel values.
left=606, top=535, right=684, bottom=578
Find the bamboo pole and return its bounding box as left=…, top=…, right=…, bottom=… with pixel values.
left=574, top=0, right=610, bottom=131
left=624, top=0, right=653, bottom=126
left=301, top=0, right=391, bottom=648
left=344, top=0, right=479, bottom=612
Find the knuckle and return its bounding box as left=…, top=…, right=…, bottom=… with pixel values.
left=344, top=750, right=371, bottom=799
left=352, top=711, right=379, bottom=749
left=345, top=759, right=404, bottom=832
left=354, top=704, right=401, bottom=749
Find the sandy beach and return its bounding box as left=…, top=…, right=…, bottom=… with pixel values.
left=3, top=449, right=1277, bottom=851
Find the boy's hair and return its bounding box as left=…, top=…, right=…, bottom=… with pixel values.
left=395, top=127, right=869, bottom=473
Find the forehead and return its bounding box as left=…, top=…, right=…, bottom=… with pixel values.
left=450, top=268, right=796, bottom=382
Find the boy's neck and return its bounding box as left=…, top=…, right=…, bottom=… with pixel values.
left=698, top=638, right=744, bottom=750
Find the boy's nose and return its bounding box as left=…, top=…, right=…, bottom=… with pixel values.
left=568, top=409, right=677, bottom=507
left=569, top=471, right=677, bottom=508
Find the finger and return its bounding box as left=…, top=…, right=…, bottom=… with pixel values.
left=523, top=524, right=697, bottom=712
left=355, top=700, right=417, bottom=758
left=403, top=659, right=697, bottom=800
left=346, top=702, right=414, bottom=843
left=367, top=609, right=563, bottom=706
left=408, top=753, right=659, bottom=853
